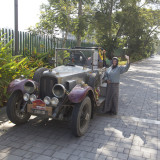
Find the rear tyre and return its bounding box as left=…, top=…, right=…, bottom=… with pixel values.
left=33, top=67, right=48, bottom=83
left=6, top=91, right=31, bottom=125
left=71, top=96, right=92, bottom=137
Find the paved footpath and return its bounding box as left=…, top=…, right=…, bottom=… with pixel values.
left=0, top=56, right=160, bottom=160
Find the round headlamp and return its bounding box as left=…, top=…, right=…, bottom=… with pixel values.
left=44, top=96, right=51, bottom=105
left=51, top=97, right=59, bottom=107
left=23, top=93, right=30, bottom=101
left=30, top=94, right=36, bottom=102
left=52, top=84, right=66, bottom=98
left=24, top=81, right=36, bottom=94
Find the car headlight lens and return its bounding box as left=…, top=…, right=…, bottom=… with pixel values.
left=52, top=84, right=66, bottom=98
left=30, top=94, right=36, bottom=102
left=51, top=97, right=59, bottom=107
left=23, top=93, right=30, bottom=101
left=44, top=96, right=51, bottom=105
left=24, top=81, right=36, bottom=94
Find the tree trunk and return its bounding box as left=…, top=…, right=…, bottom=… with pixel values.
left=108, top=0, right=113, bottom=38
left=62, top=30, right=68, bottom=48
left=76, top=0, right=82, bottom=47
left=107, top=0, right=114, bottom=59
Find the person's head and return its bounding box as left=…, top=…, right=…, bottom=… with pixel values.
left=112, top=57, right=118, bottom=68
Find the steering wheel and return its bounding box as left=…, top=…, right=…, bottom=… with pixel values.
left=72, top=52, right=87, bottom=66
left=63, top=57, right=75, bottom=66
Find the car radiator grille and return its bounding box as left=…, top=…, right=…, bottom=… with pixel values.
left=40, top=77, right=57, bottom=99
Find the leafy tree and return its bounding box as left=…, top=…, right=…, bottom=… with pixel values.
left=30, top=0, right=160, bottom=60
left=72, top=0, right=94, bottom=46
left=30, top=0, right=94, bottom=47
left=29, top=0, right=77, bottom=48
left=93, top=0, right=160, bottom=60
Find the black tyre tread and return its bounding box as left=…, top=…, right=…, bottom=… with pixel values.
left=6, top=91, right=31, bottom=125
left=33, top=67, right=48, bottom=83
left=72, top=96, right=91, bottom=137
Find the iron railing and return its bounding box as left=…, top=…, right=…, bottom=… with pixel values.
left=0, top=28, right=95, bottom=55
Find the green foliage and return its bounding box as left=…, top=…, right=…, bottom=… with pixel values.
left=0, top=38, right=51, bottom=107
left=72, top=0, right=94, bottom=46
left=30, top=0, right=160, bottom=61
left=29, top=0, right=77, bottom=47
left=29, top=0, right=94, bottom=47
left=93, top=0, right=160, bottom=60
left=56, top=50, right=70, bottom=66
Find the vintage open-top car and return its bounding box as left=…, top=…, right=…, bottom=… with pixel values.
left=7, top=47, right=107, bottom=136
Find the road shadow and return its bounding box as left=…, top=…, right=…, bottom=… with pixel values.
left=0, top=107, right=8, bottom=125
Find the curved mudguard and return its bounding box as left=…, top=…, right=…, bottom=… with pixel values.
left=7, top=79, right=38, bottom=94
left=68, top=84, right=95, bottom=103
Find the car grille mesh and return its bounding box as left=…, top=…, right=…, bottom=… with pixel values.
left=40, top=77, right=57, bottom=99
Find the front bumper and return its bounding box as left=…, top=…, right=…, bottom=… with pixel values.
left=27, top=99, right=53, bottom=117
left=27, top=104, right=53, bottom=117
left=25, top=95, right=70, bottom=119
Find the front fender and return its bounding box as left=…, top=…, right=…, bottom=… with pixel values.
left=7, top=79, right=38, bottom=94
left=68, top=84, right=95, bottom=103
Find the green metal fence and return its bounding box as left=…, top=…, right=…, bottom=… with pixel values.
left=0, top=28, right=95, bottom=55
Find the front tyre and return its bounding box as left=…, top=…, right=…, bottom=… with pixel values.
left=6, top=91, right=31, bottom=125
left=71, top=96, right=92, bottom=137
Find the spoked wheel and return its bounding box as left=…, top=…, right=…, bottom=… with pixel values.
left=71, top=96, right=91, bottom=137
left=6, top=91, right=31, bottom=125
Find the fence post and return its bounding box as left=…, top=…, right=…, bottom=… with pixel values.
left=20, top=31, right=22, bottom=54
left=38, top=35, right=41, bottom=53
left=54, top=36, right=56, bottom=49
left=14, top=0, right=19, bottom=55
left=48, top=36, right=49, bottom=52
left=23, top=32, right=25, bottom=55
left=51, top=35, right=53, bottom=51
left=27, top=33, right=29, bottom=52
left=57, top=38, right=58, bottom=48
left=1, top=27, right=96, bottom=56
left=9, top=29, right=11, bottom=47
left=12, top=30, right=14, bottom=55
left=29, top=33, right=31, bottom=54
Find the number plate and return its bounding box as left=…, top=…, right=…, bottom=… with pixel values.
left=32, top=109, right=47, bottom=115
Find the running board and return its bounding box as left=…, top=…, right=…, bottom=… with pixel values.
left=97, top=97, right=105, bottom=107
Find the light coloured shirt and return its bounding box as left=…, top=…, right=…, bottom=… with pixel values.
left=104, top=63, right=130, bottom=83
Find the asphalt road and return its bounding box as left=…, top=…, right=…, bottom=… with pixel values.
left=0, top=55, right=160, bottom=160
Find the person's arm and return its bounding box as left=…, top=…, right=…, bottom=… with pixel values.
left=103, top=70, right=110, bottom=83
left=119, top=55, right=130, bottom=74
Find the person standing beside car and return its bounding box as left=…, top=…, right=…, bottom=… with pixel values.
left=103, top=55, right=130, bottom=115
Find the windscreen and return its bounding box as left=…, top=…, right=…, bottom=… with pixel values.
left=56, top=49, right=94, bottom=68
